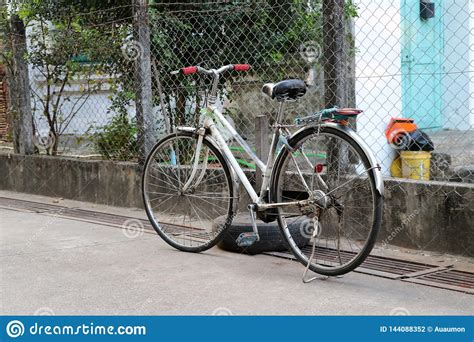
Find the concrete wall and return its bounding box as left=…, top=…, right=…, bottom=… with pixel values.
left=1, top=153, right=472, bottom=256
left=0, top=153, right=142, bottom=208
left=382, top=178, right=473, bottom=256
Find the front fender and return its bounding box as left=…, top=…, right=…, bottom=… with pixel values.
left=290, top=122, right=384, bottom=197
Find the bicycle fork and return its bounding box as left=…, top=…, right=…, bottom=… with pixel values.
left=180, top=128, right=209, bottom=193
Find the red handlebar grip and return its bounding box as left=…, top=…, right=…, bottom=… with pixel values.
left=234, top=64, right=250, bottom=71
left=182, top=66, right=198, bottom=75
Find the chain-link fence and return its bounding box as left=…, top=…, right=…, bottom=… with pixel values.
left=3, top=1, right=470, bottom=180
left=1, top=1, right=473, bottom=255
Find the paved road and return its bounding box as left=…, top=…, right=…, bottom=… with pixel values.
left=0, top=194, right=473, bottom=315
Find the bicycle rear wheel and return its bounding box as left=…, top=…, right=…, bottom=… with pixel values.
left=271, top=125, right=383, bottom=276
left=142, top=131, right=235, bottom=252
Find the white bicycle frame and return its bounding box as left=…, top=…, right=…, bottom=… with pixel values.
left=201, top=103, right=278, bottom=204
left=174, top=65, right=384, bottom=213
left=178, top=100, right=339, bottom=213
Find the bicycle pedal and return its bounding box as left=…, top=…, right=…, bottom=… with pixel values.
left=236, top=232, right=260, bottom=247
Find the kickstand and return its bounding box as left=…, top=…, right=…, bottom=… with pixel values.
left=302, top=217, right=329, bottom=283
left=302, top=239, right=329, bottom=283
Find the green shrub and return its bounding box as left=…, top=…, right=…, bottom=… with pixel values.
left=92, top=113, right=138, bottom=161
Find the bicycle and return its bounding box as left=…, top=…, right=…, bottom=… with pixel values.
left=142, top=64, right=384, bottom=277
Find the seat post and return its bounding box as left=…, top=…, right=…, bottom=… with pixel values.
left=276, top=101, right=285, bottom=124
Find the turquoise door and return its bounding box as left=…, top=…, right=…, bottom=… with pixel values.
left=401, top=0, right=444, bottom=130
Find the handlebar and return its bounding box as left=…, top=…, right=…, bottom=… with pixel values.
left=171, top=64, right=250, bottom=76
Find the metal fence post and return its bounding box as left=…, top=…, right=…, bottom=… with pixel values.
left=133, top=0, right=154, bottom=162
left=323, top=0, right=347, bottom=108
left=255, top=114, right=269, bottom=193
left=8, top=14, right=34, bottom=155
left=323, top=0, right=348, bottom=175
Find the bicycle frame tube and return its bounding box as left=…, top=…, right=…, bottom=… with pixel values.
left=211, top=107, right=266, bottom=172
left=208, top=123, right=260, bottom=203
left=204, top=105, right=282, bottom=204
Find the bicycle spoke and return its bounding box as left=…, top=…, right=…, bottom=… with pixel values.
left=274, top=127, right=382, bottom=276
left=143, top=133, right=234, bottom=251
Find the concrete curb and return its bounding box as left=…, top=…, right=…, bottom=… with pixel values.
left=1, top=152, right=472, bottom=256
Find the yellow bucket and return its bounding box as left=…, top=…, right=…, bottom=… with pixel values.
left=390, top=156, right=403, bottom=178
left=400, top=151, right=431, bottom=180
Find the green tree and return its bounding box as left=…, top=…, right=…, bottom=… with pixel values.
left=148, top=1, right=325, bottom=128
left=13, top=0, right=131, bottom=155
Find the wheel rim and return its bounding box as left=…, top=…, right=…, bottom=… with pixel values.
left=275, top=130, right=378, bottom=272
left=143, top=134, right=233, bottom=250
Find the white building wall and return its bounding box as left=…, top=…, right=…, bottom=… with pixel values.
left=354, top=0, right=402, bottom=176
left=442, top=1, right=471, bottom=131
left=30, top=68, right=134, bottom=136
left=354, top=0, right=473, bottom=175
left=26, top=22, right=137, bottom=136
left=471, top=0, right=474, bottom=128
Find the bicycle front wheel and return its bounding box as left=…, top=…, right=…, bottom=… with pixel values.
left=271, top=125, right=383, bottom=276
left=142, top=131, right=235, bottom=252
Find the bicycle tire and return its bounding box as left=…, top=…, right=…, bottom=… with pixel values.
left=142, top=131, right=235, bottom=253
left=271, top=125, right=383, bottom=276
